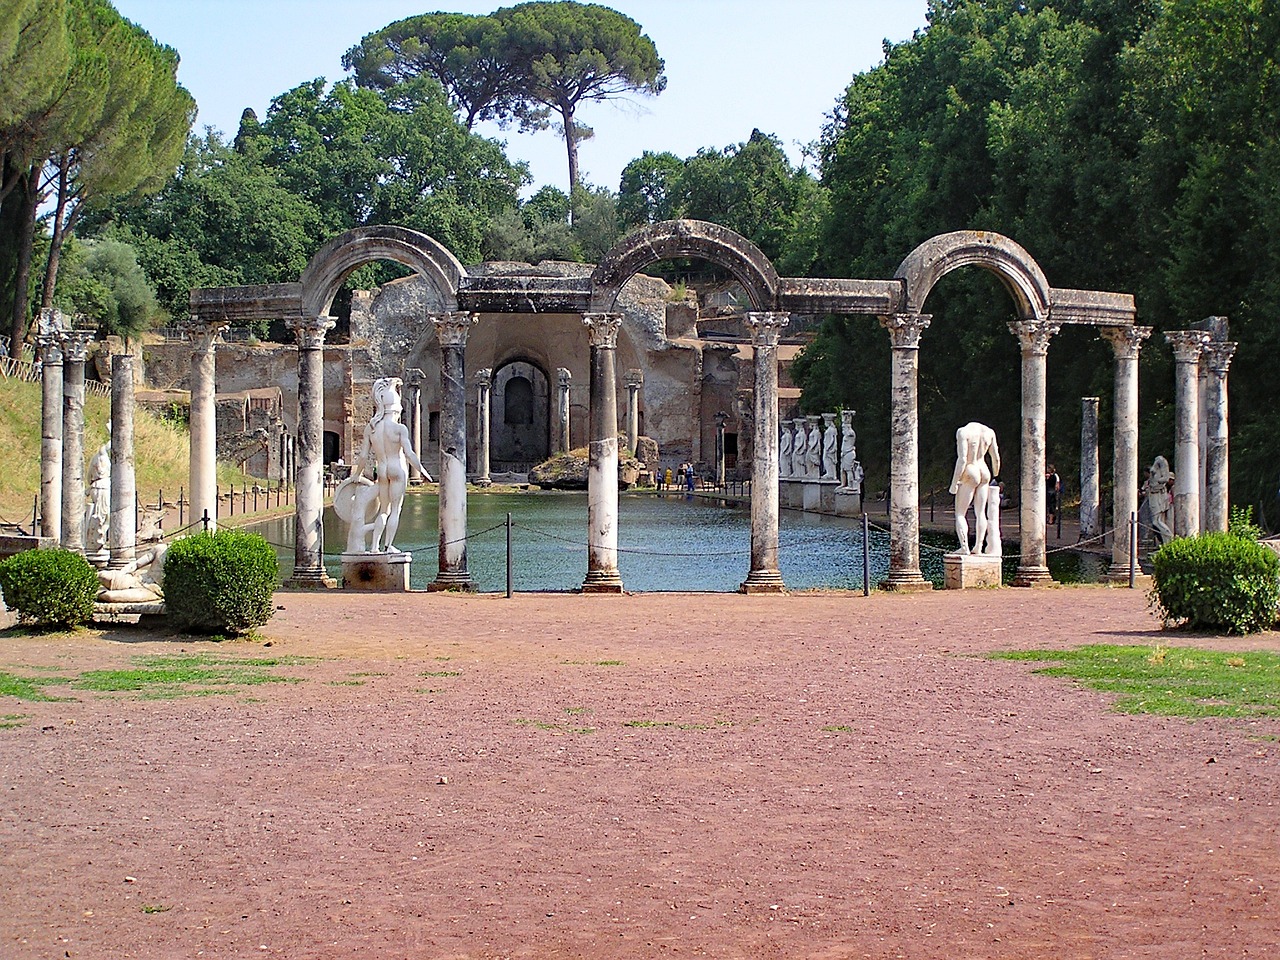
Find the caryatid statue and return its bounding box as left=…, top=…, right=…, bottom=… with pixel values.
left=805, top=415, right=822, bottom=479
left=1146, top=454, right=1174, bottom=546
left=949, top=421, right=1001, bottom=556
left=838, top=410, right=859, bottom=491
left=335, top=377, right=433, bottom=554
left=83, top=423, right=111, bottom=562
left=790, top=419, right=808, bottom=479
left=778, top=421, right=793, bottom=479
left=821, top=413, right=838, bottom=480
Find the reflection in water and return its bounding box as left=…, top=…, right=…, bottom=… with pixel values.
left=252, top=491, right=1101, bottom=593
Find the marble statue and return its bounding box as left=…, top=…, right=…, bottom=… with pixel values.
left=1146, top=455, right=1174, bottom=546
left=805, top=416, right=822, bottom=479
left=821, top=413, right=838, bottom=480
left=790, top=420, right=808, bottom=479
left=96, top=524, right=167, bottom=603
left=335, top=377, right=432, bottom=553
left=948, top=421, right=1001, bottom=556
left=838, top=410, right=859, bottom=491
left=82, top=425, right=111, bottom=561
left=778, top=422, right=793, bottom=479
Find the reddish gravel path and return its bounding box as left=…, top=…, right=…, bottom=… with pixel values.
left=1, top=586, right=1277, bottom=959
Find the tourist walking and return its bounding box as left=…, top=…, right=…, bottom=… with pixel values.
left=1045, top=463, right=1061, bottom=526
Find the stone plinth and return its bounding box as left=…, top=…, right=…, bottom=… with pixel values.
left=834, top=490, right=863, bottom=517
left=943, top=553, right=1002, bottom=590
left=341, top=552, right=412, bottom=591
left=779, top=479, right=802, bottom=509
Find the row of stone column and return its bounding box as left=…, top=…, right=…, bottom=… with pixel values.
left=37, top=312, right=140, bottom=572
left=1166, top=329, right=1236, bottom=536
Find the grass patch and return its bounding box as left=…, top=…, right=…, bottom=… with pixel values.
left=141, top=904, right=171, bottom=914
left=992, top=644, right=1280, bottom=718
left=349, top=671, right=389, bottom=678
left=0, top=712, right=26, bottom=728
left=0, top=671, right=72, bottom=701
left=564, top=706, right=591, bottom=715
left=327, top=680, right=364, bottom=687
left=822, top=724, right=853, bottom=732
left=420, top=670, right=461, bottom=678
left=595, top=660, right=624, bottom=667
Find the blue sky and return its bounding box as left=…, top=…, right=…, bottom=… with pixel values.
left=112, top=0, right=929, bottom=195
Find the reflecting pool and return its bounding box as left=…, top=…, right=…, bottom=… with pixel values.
left=252, top=491, right=1102, bottom=592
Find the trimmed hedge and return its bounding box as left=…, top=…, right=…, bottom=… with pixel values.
left=0, top=549, right=99, bottom=629
left=1149, top=531, right=1280, bottom=635
left=163, top=530, right=278, bottom=635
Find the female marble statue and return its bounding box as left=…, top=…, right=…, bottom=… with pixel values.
left=790, top=420, right=808, bottom=479
left=778, top=422, right=793, bottom=479
left=1146, top=455, right=1174, bottom=545
left=82, top=425, right=111, bottom=559
left=336, top=377, right=432, bottom=553
left=805, top=416, right=822, bottom=479
left=838, top=411, right=859, bottom=491
left=949, top=421, right=1001, bottom=555
left=821, top=414, right=838, bottom=480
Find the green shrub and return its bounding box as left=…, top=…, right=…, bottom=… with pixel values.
left=1149, top=531, right=1280, bottom=635
left=0, top=549, right=99, bottom=628
left=163, top=530, right=278, bottom=635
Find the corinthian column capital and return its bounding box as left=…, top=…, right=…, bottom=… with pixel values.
left=879, top=313, right=931, bottom=349
left=1202, top=341, right=1237, bottom=377
left=433, top=311, right=478, bottom=347
left=1099, top=324, right=1152, bottom=360
left=183, top=317, right=230, bottom=353
left=59, top=329, right=94, bottom=363
left=744, top=311, right=789, bottom=348
left=583, top=312, right=623, bottom=349
left=1009, top=318, right=1062, bottom=356
left=287, top=315, right=335, bottom=349
left=473, top=367, right=492, bottom=388
left=1165, top=329, right=1212, bottom=364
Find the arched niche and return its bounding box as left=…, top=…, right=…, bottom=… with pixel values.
left=590, top=219, right=779, bottom=313
left=894, top=230, right=1052, bottom=321
left=299, top=225, right=465, bottom=319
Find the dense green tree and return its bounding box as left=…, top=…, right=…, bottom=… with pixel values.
left=345, top=2, right=665, bottom=193
left=54, top=237, right=159, bottom=341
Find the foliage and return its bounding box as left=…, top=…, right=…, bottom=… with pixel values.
left=345, top=1, right=665, bottom=192
left=993, top=644, right=1280, bottom=718
left=616, top=131, right=826, bottom=273
left=799, top=0, right=1280, bottom=513
left=160, top=530, right=279, bottom=636
left=53, top=237, right=160, bottom=340
left=481, top=182, right=618, bottom=263
left=1149, top=531, right=1279, bottom=634
left=0, top=548, right=98, bottom=628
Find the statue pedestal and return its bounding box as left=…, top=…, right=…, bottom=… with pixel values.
left=341, top=551, right=412, bottom=591
left=834, top=489, right=863, bottom=516
left=943, top=553, right=1002, bottom=590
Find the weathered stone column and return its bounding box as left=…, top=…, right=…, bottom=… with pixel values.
left=405, top=368, right=424, bottom=482
left=285, top=315, right=337, bottom=588
left=60, top=331, right=93, bottom=551
left=185, top=319, right=227, bottom=533
left=556, top=367, right=572, bottom=454
left=740, top=312, right=789, bottom=593
left=1201, top=340, right=1237, bottom=533
left=1078, top=397, right=1101, bottom=542
left=430, top=312, right=477, bottom=591
left=878, top=313, right=932, bottom=591
left=1101, top=325, right=1152, bottom=580
left=715, top=411, right=728, bottom=484
left=1166, top=330, right=1211, bottom=537
left=582, top=313, right=624, bottom=593
left=107, top=354, right=136, bottom=570
left=624, top=368, right=643, bottom=455
left=473, top=367, right=492, bottom=486
left=1008, top=319, right=1061, bottom=586
left=38, top=331, right=64, bottom=541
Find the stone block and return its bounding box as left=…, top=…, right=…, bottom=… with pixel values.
left=943, top=553, right=1002, bottom=590
left=802, top=481, right=822, bottom=512
left=342, top=551, right=412, bottom=591
left=833, top=491, right=863, bottom=517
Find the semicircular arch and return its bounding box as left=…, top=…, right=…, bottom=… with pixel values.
left=590, top=219, right=779, bottom=312
left=300, top=225, right=465, bottom=318
left=894, top=230, right=1051, bottom=321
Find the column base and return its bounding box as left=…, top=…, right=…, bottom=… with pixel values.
left=283, top=567, right=338, bottom=590
left=1011, top=565, right=1054, bottom=587
left=1106, top=564, right=1152, bottom=587
left=472, top=477, right=492, bottom=488
left=428, top=569, right=477, bottom=592
left=739, top=569, right=786, bottom=594
left=880, top=571, right=933, bottom=593
left=581, top=569, right=624, bottom=594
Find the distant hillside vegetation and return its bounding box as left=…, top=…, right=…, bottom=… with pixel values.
left=0, top=376, right=245, bottom=525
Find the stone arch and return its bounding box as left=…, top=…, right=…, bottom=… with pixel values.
left=894, top=230, right=1052, bottom=321
left=590, top=219, right=780, bottom=312
left=299, top=225, right=465, bottom=318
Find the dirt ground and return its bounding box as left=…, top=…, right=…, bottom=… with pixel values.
left=1, top=585, right=1277, bottom=959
